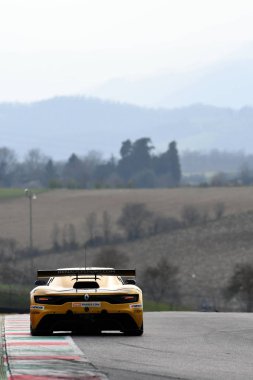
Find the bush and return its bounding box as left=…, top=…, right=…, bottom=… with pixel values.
left=213, top=202, right=225, bottom=220
left=150, top=215, right=182, bottom=235
left=224, top=263, right=253, bottom=312
left=92, top=247, right=129, bottom=268
left=210, top=172, right=228, bottom=187
left=181, top=205, right=202, bottom=225
left=118, top=203, right=153, bottom=240
left=141, top=258, right=180, bottom=305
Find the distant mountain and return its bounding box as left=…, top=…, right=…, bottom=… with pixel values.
left=0, top=96, right=253, bottom=159
left=92, top=59, right=253, bottom=109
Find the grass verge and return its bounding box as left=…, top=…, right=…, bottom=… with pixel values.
left=0, top=284, right=30, bottom=311
left=0, top=188, right=47, bottom=200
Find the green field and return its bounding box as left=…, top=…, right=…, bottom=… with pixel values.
left=0, top=188, right=26, bottom=199
left=0, top=188, right=46, bottom=200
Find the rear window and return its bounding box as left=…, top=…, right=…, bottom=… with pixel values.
left=73, top=281, right=99, bottom=289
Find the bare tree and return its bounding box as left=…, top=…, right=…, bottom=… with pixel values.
left=51, top=223, right=61, bottom=251
left=85, top=212, right=99, bottom=243
left=210, top=172, right=227, bottom=187
left=92, top=246, right=129, bottom=268
left=141, top=258, right=180, bottom=305
left=68, top=223, right=78, bottom=249
left=58, top=223, right=79, bottom=250
left=24, top=149, right=48, bottom=172
left=61, top=224, right=68, bottom=249
left=0, top=147, right=17, bottom=185
left=102, top=210, right=113, bottom=243
left=181, top=205, right=201, bottom=226
left=118, top=203, right=153, bottom=240
left=213, top=202, right=225, bottom=220
left=0, top=238, right=18, bottom=263
left=239, top=163, right=252, bottom=185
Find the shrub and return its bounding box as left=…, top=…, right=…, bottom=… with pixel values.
left=224, top=263, right=253, bottom=312
left=118, top=203, right=153, bottom=240
left=150, top=215, right=182, bottom=235
left=181, top=205, right=201, bottom=225
left=213, top=202, right=225, bottom=220
left=141, top=258, right=180, bottom=305
left=92, top=247, right=129, bottom=268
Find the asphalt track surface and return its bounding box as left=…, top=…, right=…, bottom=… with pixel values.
left=74, top=312, right=253, bottom=380
left=2, top=312, right=253, bottom=379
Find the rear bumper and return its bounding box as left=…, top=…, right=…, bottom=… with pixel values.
left=34, top=311, right=141, bottom=333
left=30, top=302, right=143, bottom=332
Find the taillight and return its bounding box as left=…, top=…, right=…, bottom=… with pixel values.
left=33, top=294, right=139, bottom=305
left=34, top=296, right=55, bottom=304
left=119, top=294, right=139, bottom=303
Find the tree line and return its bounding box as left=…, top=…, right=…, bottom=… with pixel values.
left=2, top=141, right=253, bottom=188
left=0, top=138, right=181, bottom=189
left=50, top=201, right=226, bottom=250
left=0, top=201, right=226, bottom=263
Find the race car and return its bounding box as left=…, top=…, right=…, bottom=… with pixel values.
left=30, top=268, right=143, bottom=336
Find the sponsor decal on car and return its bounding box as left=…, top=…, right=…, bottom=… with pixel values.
left=72, top=302, right=101, bottom=308
left=129, top=304, right=143, bottom=309
left=30, top=305, right=45, bottom=310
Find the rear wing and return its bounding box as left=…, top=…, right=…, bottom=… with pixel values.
left=37, top=269, right=136, bottom=279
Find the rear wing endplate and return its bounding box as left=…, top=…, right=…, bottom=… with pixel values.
left=37, top=269, right=136, bottom=278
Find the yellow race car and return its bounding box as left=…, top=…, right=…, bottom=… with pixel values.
left=30, top=268, right=143, bottom=336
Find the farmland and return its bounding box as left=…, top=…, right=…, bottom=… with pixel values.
left=1, top=187, right=253, bottom=249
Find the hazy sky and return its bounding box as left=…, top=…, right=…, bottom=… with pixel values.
left=1, top=0, right=253, bottom=102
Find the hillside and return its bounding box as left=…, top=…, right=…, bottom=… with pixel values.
left=1, top=97, right=253, bottom=160
left=1, top=187, right=253, bottom=249
left=21, top=209, right=253, bottom=312
left=1, top=187, right=253, bottom=311
left=94, top=58, right=253, bottom=109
